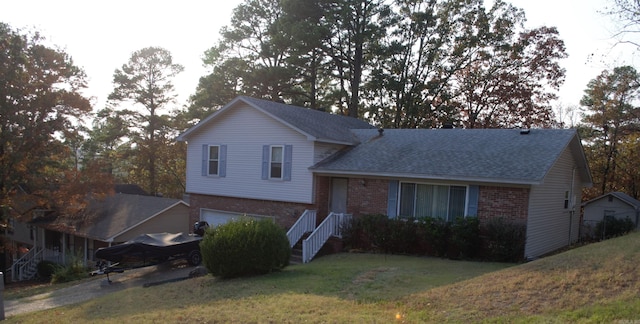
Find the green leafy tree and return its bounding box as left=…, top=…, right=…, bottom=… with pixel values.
left=191, top=0, right=567, bottom=128
left=316, top=0, right=393, bottom=118
left=107, top=47, right=185, bottom=196
left=366, top=0, right=566, bottom=128
left=0, top=23, right=93, bottom=218
left=188, top=0, right=296, bottom=119
left=579, top=66, right=640, bottom=199
left=364, top=0, right=469, bottom=128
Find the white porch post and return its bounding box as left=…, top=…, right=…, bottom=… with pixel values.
left=62, top=233, right=66, bottom=264
left=40, top=228, right=45, bottom=252
left=84, top=238, right=88, bottom=266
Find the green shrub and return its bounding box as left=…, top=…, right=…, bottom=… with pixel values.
left=37, top=260, right=62, bottom=279
left=482, top=217, right=526, bottom=262
left=420, top=217, right=450, bottom=257
left=595, top=216, right=635, bottom=240
left=343, top=214, right=422, bottom=254
left=200, top=217, right=291, bottom=278
left=449, top=217, right=480, bottom=259
left=51, top=253, right=89, bottom=283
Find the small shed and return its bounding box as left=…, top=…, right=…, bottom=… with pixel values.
left=582, top=192, right=640, bottom=231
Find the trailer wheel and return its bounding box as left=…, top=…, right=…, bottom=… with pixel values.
left=187, top=250, right=202, bottom=266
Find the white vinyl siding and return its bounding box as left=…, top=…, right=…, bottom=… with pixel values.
left=185, top=104, right=315, bottom=203
left=525, top=147, right=583, bottom=259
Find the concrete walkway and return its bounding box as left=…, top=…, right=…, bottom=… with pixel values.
left=3, top=261, right=196, bottom=318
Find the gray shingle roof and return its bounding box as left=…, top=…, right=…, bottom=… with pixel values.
left=178, top=96, right=375, bottom=145
left=311, top=128, right=587, bottom=184
left=75, top=194, right=185, bottom=241
left=239, top=96, right=375, bottom=144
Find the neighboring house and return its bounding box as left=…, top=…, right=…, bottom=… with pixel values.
left=582, top=192, right=640, bottom=232
left=177, top=96, right=592, bottom=261
left=5, top=185, right=190, bottom=281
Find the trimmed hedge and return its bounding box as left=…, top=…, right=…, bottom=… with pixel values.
left=481, top=217, right=526, bottom=262
left=200, top=217, right=291, bottom=278
left=595, top=216, right=635, bottom=240
left=343, top=214, right=523, bottom=262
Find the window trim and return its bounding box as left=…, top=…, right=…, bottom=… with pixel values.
left=202, top=144, right=226, bottom=177
left=262, top=144, right=292, bottom=181
left=208, top=145, right=220, bottom=176
left=269, top=145, right=284, bottom=179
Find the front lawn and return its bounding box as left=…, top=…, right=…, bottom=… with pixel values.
left=6, top=254, right=510, bottom=323
left=6, top=232, right=640, bottom=323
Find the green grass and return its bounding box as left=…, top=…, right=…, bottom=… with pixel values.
left=5, top=232, right=640, bottom=323
left=5, top=254, right=509, bottom=323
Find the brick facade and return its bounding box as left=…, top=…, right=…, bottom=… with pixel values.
left=346, top=178, right=389, bottom=216
left=477, top=186, right=530, bottom=224
left=188, top=181, right=530, bottom=233
left=188, top=193, right=315, bottom=230
left=315, top=176, right=331, bottom=219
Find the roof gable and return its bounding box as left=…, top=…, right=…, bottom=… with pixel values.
left=583, top=192, right=640, bottom=209
left=312, top=128, right=591, bottom=185
left=177, top=96, right=375, bottom=145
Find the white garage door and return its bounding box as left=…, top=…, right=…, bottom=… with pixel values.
left=200, top=209, right=242, bottom=227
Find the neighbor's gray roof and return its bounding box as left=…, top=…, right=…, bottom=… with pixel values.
left=311, top=128, right=592, bottom=185
left=74, top=194, right=186, bottom=242
left=178, top=96, right=375, bottom=145
left=582, top=192, right=640, bottom=209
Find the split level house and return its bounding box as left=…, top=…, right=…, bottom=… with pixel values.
left=177, top=96, right=593, bottom=261
left=5, top=185, right=190, bottom=281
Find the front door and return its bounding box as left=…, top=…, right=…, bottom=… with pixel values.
left=330, top=178, right=348, bottom=213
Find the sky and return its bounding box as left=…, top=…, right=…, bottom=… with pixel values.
left=1, top=0, right=637, bottom=124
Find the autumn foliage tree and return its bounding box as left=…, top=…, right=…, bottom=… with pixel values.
left=0, top=23, right=105, bottom=224
left=190, top=0, right=566, bottom=129
left=579, top=66, right=640, bottom=199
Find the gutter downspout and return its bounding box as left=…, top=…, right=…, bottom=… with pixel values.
left=569, top=167, right=576, bottom=244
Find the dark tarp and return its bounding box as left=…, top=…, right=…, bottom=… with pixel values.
left=95, top=232, right=202, bottom=263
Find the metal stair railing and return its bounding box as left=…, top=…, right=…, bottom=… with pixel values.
left=302, top=212, right=352, bottom=263
left=286, top=210, right=317, bottom=248
left=10, top=246, right=44, bottom=281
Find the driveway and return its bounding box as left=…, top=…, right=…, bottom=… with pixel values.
left=3, top=261, right=198, bottom=318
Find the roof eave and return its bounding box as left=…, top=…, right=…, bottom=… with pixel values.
left=314, top=138, right=358, bottom=145
left=310, top=169, right=541, bottom=185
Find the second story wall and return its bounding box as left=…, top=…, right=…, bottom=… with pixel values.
left=185, top=103, right=316, bottom=204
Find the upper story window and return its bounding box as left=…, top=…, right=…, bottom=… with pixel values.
left=202, top=144, right=226, bottom=177
left=262, top=144, right=292, bottom=181
left=208, top=145, right=220, bottom=176
left=270, top=145, right=283, bottom=179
